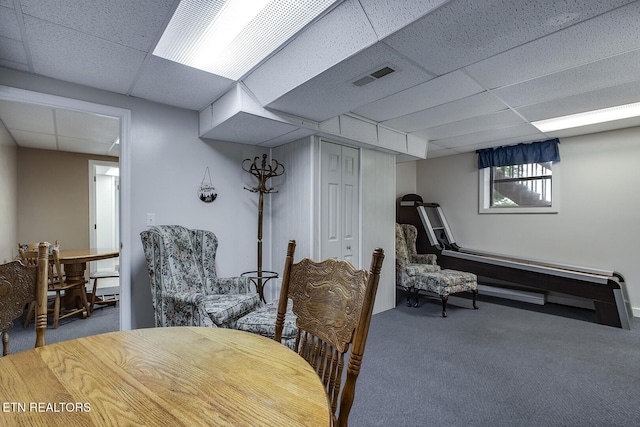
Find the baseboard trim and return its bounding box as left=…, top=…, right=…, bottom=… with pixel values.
left=477, top=284, right=546, bottom=305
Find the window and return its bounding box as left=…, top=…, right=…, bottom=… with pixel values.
left=478, top=138, right=560, bottom=214
left=491, top=162, right=552, bottom=207
left=479, top=162, right=559, bottom=214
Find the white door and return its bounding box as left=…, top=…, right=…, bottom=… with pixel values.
left=89, top=160, right=119, bottom=274
left=320, top=141, right=359, bottom=266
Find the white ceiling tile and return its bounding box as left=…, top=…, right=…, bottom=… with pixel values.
left=0, top=36, right=27, bottom=64
left=24, top=16, right=146, bottom=94
left=0, top=5, right=21, bottom=40
left=358, top=0, right=449, bottom=39
left=383, top=0, right=634, bottom=75
left=0, top=100, right=54, bottom=133
left=381, top=91, right=507, bottom=132
left=466, top=2, right=640, bottom=89
left=516, top=79, right=640, bottom=122
left=9, top=129, right=57, bottom=149
left=132, top=56, right=233, bottom=111
left=352, top=70, right=482, bottom=122
left=55, top=109, right=119, bottom=142
left=419, top=110, right=527, bottom=141
left=2, top=0, right=640, bottom=159
left=267, top=42, right=432, bottom=122
left=455, top=133, right=550, bottom=153
left=19, top=0, right=175, bottom=52
left=243, top=0, right=377, bottom=106
left=57, top=135, right=113, bottom=155
left=424, top=123, right=545, bottom=149
left=494, top=49, right=640, bottom=108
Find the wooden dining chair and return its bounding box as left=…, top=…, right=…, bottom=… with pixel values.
left=1, top=242, right=49, bottom=356
left=88, top=270, right=119, bottom=314
left=21, top=242, right=89, bottom=329
left=274, top=240, right=385, bottom=427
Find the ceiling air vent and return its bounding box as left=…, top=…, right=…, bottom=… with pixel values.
left=352, top=66, right=396, bottom=87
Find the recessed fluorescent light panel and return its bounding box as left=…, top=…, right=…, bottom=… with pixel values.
left=154, top=0, right=339, bottom=80
left=532, top=102, right=640, bottom=132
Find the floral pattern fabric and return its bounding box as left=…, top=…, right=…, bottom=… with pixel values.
left=236, top=299, right=298, bottom=349
left=410, top=269, right=477, bottom=296
left=402, top=223, right=438, bottom=265
left=140, top=225, right=261, bottom=328
left=396, top=223, right=440, bottom=289
left=396, top=223, right=477, bottom=299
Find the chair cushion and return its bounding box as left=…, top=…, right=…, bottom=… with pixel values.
left=412, top=269, right=477, bottom=296
left=405, top=263, right=441, bottom=276
left=203, top=293, right=262, bottom=327
left=236, top=300, right=298, bottom=349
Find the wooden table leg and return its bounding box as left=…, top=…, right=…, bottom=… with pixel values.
left=62, top=262, right=89, bottom=309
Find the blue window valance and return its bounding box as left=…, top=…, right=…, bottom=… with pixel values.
left=477, top=138, right=560, bottom=169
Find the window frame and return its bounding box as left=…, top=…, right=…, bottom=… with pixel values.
left=478, top=162, right=560, bottom=214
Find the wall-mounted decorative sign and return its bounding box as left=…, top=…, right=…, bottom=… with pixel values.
left=198, top=167, right=217, bottom=203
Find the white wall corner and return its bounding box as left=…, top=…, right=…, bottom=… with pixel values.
left=407, top=134, right=428, bottom=158
left=198, top=105, right=212, bottom=135
left=201, top=83, right=300, bottom=139
left=378, top=125, right=407, bottom=152
left=203, top=85, right=242, bottom=135
left=319, top=116, right=340, bottom=134
left=340, top=114, right=378, bottom=145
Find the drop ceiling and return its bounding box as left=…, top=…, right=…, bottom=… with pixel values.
left=1, top=0, right=640, bottom=159
left=0, top=99, right=120, bottom=156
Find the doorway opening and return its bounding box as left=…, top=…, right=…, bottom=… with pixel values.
left=0, top=84, right=131, bottom=330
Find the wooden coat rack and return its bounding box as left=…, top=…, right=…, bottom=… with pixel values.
left=242, top=154, right=285, bottom=300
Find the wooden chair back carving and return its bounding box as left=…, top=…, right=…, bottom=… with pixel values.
left=18, top=242, right=40, bottom=266
left=19, top=241, right=61, bottom=278
left=275, top=240, right=385, bottom=427
left=1, top=242, right=49, bottom=356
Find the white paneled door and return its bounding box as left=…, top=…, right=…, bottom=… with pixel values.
left=320, top=140, right=359, bottom=266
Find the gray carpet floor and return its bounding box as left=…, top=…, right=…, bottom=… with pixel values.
left=7, top=294, right=120, bottom=355
left=6, top=290, right=639, bottom=426
left=350, top=292, right=640, bottom=427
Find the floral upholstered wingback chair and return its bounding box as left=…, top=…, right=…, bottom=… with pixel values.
left=395, top=223, right=441, bottom=305
left=140, top=225, right=261, bottom=328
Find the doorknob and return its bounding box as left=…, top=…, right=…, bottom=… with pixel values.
left=346, top=245, right=351, bottom=250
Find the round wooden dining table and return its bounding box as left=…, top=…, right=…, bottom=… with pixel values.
left=0, top=327, right=332, bottom=426
left=57, top=248, right=119, bottom=310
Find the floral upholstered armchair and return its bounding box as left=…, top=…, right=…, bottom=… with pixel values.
left=395, top=223, right=441, bottom=305
left=396, top=223, right=478, bottom=316
left=140, top=225, right=261, bottom=328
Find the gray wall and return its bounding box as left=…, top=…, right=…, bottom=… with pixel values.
left=410, top=127, right=640, bottom=317
left=1, top=68, right=266, bottom=329
left=0, top=123, right=17, bottom=263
